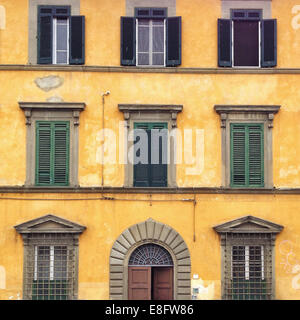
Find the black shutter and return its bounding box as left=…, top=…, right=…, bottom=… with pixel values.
left=134, top=128, right=150, bottom=187
left=218, top=19, right=232, bottom=67
left=121, top=17, right=136, bottom=66
left=69, top=16, right=85, bottom=65
left=38, top=8, right=53, bottom=64
left=166, top=16, right=181, bottom=67
left=150, top=127, right=168, bottom=187
left=261, top=19, right=277, bottom=67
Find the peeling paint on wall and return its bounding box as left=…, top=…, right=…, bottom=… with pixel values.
left=0, top=6, right=6, bottom=30
left=191, top=278, right=215, bottom=300
left=46, top=95, right=64, bottom=103
left=0, top=266, right=6, bottom=289
left=34, top=75, right=64, bottom=92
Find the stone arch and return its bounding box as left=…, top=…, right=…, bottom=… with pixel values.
left=109, top=218, right=191, bottom=300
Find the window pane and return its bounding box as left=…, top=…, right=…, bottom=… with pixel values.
left=54, top=246, right=68, bottom=280
left=153, top=25, right=164, bottom=52
left=138, top=24, right=149, bottom=52
left=152, top=53, right=164, bottom=65
left=57, top=23, right=68, bottom=50
left=138, top=53, right=149, bottom=65
left=56, top=51, right=68, bottom=64
left=37, top=246, right=50, bottom=280
left=234, top=21, right=259, bottom=66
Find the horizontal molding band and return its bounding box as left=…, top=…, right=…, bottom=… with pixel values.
left=1, top=65, right=300, bottom=74
left=1, top=186, right=300, bottom=195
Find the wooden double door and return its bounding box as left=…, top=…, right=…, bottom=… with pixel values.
left=128, top=266, right=173, bottom=300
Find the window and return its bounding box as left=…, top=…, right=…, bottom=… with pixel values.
left=121, top=7, right=181, bottom=67
left=118, top=104, right=183, bottom=188
left=218, top=9, right=277, bottom=67
left=33, top=245, right=68, bottom=300
left=36, top=121, right=70, bottom=186
left=37, top=5, right=85, bottom=65
left=134, top=122, right=168, bottom=187
left=19, top=102, right=85, bottom=187
left=15, top=214, right=86, bottom=300
left=230, top=123, right=264, bottom=188
left=214, top=105, right=280, bottom=188
left=213, top=215, right=283, bottom=300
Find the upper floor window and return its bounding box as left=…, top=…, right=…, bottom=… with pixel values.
left=37, top=5, right=85, bottom=65
left=134, top=122, right=168, bottom=187
left=214, top=105, right=280, bottom=189
left=19, top=102, right=85, bottom=188
left=121, top=7, right=181, bottom=67
left=218, top=9, right=277, bottom=68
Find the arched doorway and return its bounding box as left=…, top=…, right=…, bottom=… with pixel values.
left=128, top=244, right=174, bottom=300
left=109, top=218, right=191, bottom=300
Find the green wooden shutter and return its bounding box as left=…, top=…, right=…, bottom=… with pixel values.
left=36, top=122, right=52, bottom=184
left=150, top=123, right=168, bottom=187
left=248, top=125, right=264, bottom=186
left=134, top=123, right=168, bottom=187
left=53, top=122, right=69, bottom=185
left=231, top=124, right=264, bottom=187
left=36, top=121, right=69, bottom=186
left=134, top=124, right=151, bottom=187
left=231, top=125, right=246, bottom=186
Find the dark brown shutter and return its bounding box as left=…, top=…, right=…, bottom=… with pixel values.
left=166, top=16, right=182, bottom=67
left=69, top=16, right=85, bottom=65
left=38, top=11, right=53, bottom=64
left=121, top=17, right=136, bottom=66
left=218, top=19, right=232, bottom=67
left=261, top=19, right=277, bottom=67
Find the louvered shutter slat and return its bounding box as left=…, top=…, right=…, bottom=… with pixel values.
left=69, top=16, right=85, bottom=65
left=134, top=125, right=150, bottom=187
left=166, top=17, right=182, bottom=67
left=249, top=126, right=264, bottom=186
left=150, top=124, right=168, bottom=187
left=232, top=129, right=246, bottom=186
left=36, top=123, right=51, bottom=184
left=54, top=123, right=69, bottom=185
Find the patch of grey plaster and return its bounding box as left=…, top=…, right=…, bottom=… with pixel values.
left=46, top=95, right=64, bottom=102
left=34, top=75, right=64, bottom=92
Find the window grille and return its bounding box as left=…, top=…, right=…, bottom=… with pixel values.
left=23, top=233, right=76, bottom=300
left=129, top=244, right=173, bottom=266
left=223, top=233, right=273, bottom=300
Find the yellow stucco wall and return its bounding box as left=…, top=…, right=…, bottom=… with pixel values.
left=0, top=193, right=300, bottom=300
left=0, top=0, right=299, bottom=67
left=0, top=0, right=300, bottom=300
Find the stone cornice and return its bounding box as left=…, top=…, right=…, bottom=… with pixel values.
left=1, top=186, right=300, bottom=195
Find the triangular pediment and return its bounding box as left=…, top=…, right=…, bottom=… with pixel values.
left=14, top=214, right=86, bottom=234
left=213, top=216, right=283, bottom=234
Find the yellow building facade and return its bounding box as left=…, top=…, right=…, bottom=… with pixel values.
left=0, top=0, right=300, bottom=300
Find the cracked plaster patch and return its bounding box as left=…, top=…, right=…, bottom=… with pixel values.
left=34, top=75, right=64, bottom=92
